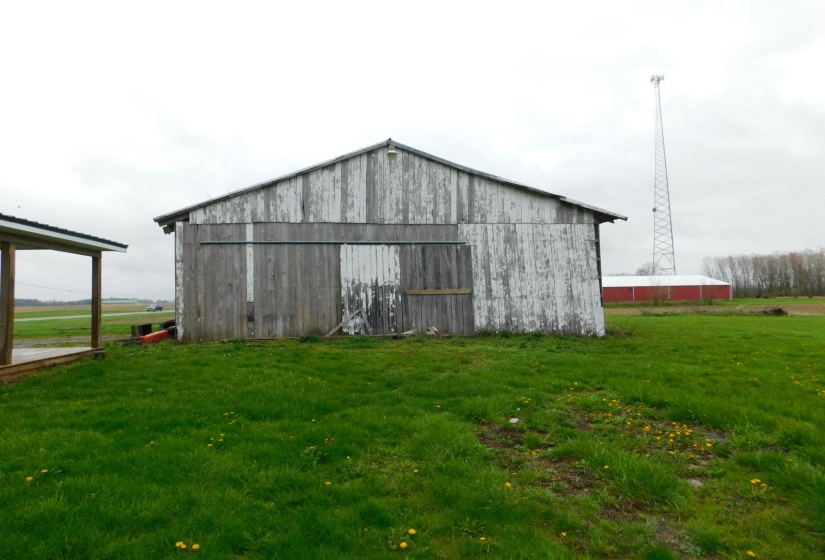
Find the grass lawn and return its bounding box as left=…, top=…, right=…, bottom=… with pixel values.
left=1, top=314, right=823, bottom=559
left=13, top=311, right=176, bottom=340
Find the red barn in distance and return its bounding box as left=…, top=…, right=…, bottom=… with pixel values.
left=602, top=275, right=732, bottom=303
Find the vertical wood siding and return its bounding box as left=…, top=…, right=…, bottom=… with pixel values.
left=187, top=148, right=591, bottom=226
left=399, top=245, right=474, bottom=334
left=176, top=147, right=609, bottom=340
left=459, top=223, right=602, bottom=335
left=340, top=245, right=401, bottom=334
left=180, top=224, right=248, bottom=342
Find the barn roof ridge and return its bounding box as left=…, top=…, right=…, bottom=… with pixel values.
left=0, top=213, right=128, bottom=252
left=154, top=138, right=627, bottom=226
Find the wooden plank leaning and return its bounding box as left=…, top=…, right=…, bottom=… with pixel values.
left=326, top=308, right=371, bottom=337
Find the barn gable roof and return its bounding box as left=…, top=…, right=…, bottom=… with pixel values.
left=154, top=139, right=627, bottom=227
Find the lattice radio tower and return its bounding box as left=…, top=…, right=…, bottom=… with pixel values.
left=650, top=75, right=676, bottom=275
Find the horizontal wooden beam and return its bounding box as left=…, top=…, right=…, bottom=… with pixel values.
left=200, top=240, right=467, bottom=246
left=0, top=232, right=102, bottom=257
left=406, top=289, right=472, bottom=296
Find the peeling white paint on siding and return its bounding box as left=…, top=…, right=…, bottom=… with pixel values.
left=187, top=148, right=593, bottom=227
left=307, top=163, right=341, bottom=223
left=175, top=221, right=185, bottom=341
left=459, top=223, right=602, bottom=335
left=340, top=245, right=400, bottom=334
left=343, top=153, right=367, bottom=222
left=245, top=223, right=254, bottom=304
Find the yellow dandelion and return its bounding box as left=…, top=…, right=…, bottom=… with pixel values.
left=192, top=543, right=200, bottom=550
left=399, top=541, right=408, bottom=549
left=175, top=541, right=185, bottom=548
left=180, top=543, right=187, bottom=549
left=207, top=443, right=213, bottom=447
left=41, top=469, right=48, bottom=473
left=325, top=481, right=331, bottom=485
left=747, top=551, right=756, bottom=558
left=604, top=465, right=609, bottom=469
left=408, top=528, right=416, bottom=535
left=25, top=476, right=33, bottom=482
left=480, top=536, right=487, bottom=541
left=560, top=532, right=567, bottom=537
left=751, top=479, right=761, bottom=484
left=505, top=482, right=512, bottom=487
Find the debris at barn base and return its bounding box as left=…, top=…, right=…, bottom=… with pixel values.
left=140, top=329, right=170, bottom=344
left=125, top=321, right=176, bottom=346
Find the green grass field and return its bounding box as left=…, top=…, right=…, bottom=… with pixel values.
left=603, top=296, right=825, bottom=308
left=1, top=314, right=823, bottom=559
left=12, top=308, right=175, bottom=340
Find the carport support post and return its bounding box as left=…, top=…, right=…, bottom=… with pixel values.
left=0, top=242, right=15, bottom=366
left=91, top=254, right=102, bottom=348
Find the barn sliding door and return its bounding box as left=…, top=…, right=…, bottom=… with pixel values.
left=340, top=245, right=402, bottom=334
left=400, top=244, right=474, bottom=335
left=339, top=244, right=474, bottom=336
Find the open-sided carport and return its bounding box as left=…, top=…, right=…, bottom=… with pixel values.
left=0, top=214, right=127, bottom=380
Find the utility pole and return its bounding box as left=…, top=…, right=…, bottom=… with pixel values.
left=651, top=75, right=676, bottom=275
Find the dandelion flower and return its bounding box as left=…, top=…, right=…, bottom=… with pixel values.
left=325, top=481, right=331, bottom=485
left=560, top=532, right=567, bottom=537
left=399, top=541, right=408, bottom=549
left=747, top=552, right=756, bottom=558
left=175, top=541, right=185, bottom=548
left=41, top=469, right=48, bottom=473
left=505, top=482, right=512, bottom=487
left=480, top=536, right=487, bottom=542
left=408, top=528, right=416, bottom=535
left=604, top=465, right=609, bottom=469
left=192, top=544, right=200, bottom=550
left=25, top=476, right=33, bottom=482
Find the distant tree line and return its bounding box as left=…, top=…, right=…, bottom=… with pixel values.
left=702, top=249, right=825, bottom=298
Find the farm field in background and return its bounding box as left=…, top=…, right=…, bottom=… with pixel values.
left=12, top=305, right=175, bottom=342
left=1, top=314, right=824, bottom=559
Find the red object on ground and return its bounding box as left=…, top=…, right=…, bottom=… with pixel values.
left=140, top=329, right=170, bottom=344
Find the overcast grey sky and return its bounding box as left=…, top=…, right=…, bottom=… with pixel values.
left=2, top=0, right=823, bottom=301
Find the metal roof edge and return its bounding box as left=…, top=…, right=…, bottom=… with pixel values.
left=154, top=138, right=626, bottom=226
left=602, top=275, right=730, bottom=287
left=0, top=214, right=128, bottom=252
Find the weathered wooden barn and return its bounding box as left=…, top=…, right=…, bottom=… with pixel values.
left=602, top=275, right=732, bottom=303
left=154, top=140, right=626, bottom=341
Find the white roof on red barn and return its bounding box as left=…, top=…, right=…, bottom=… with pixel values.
left=602, top=275, right=730, bottom=288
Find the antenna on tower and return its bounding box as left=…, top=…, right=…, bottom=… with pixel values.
left=650, top=74, right=676, bottom=275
